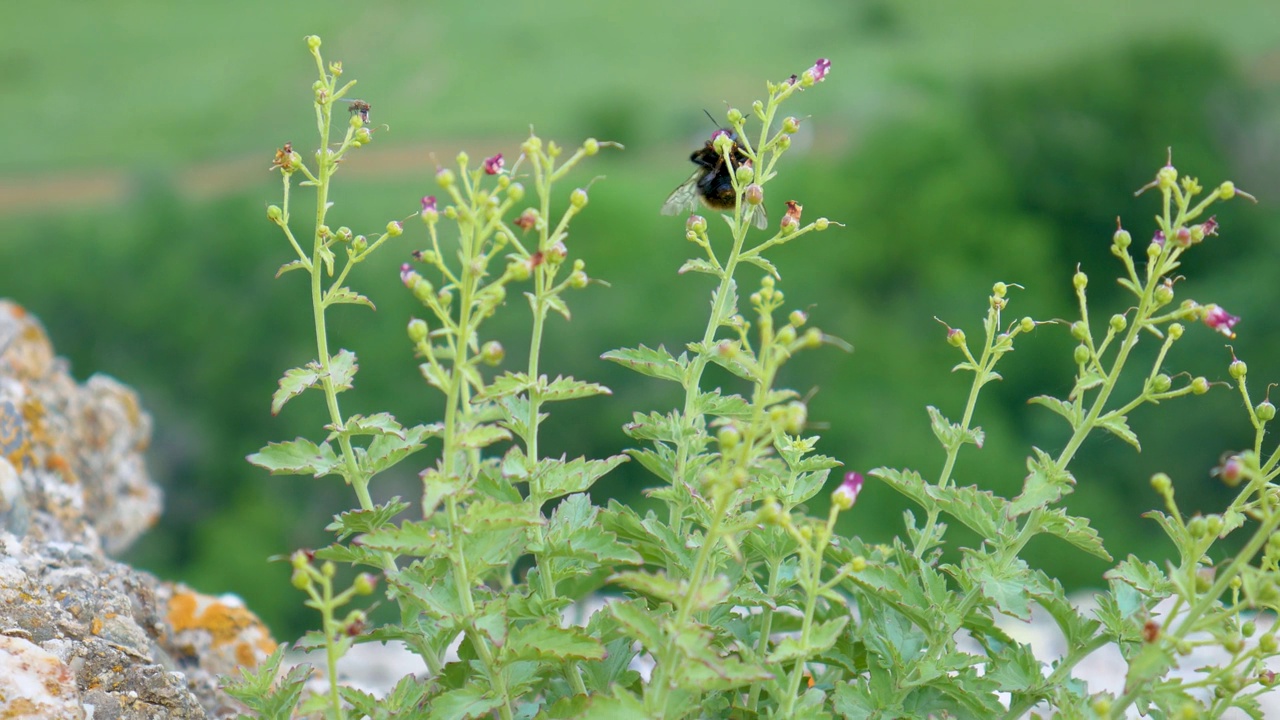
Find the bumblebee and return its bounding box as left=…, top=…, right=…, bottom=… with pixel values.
left=661, top=128, right=768, bottom=230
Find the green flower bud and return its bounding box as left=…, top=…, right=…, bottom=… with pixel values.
left=522, top=135, right=542, bottom=155
left=385, top=221, right=403, bottom=237
left=784, top=402, right=807, bottom=434
left=1073, top=345, right=1090, bottom=365
left=481, top=341, right=504, bottom=366
left=745, top=184, right=763, bottom=205
left=1260, top=634, right=1278, bottom=653
left=851, top=556, right=867, bottom=572
left=717, top=425, right=740, bottom=450
left=437, top=288, right=453, bottom=306
left=1073, top=271, right=1088, bottom=290
left=735, top=163, right=753, bottom=185
left=1150, top=473, right=1172, bottom=494
left=1019, top=317, right=1035, bottom=333
left=758, top=499, right=783, bottom=525
left=1109, top=314, right=1127, bottom=332
left=777, top=325, right=797, bottom=346
left=1113, top=227, right=1132, bottom=249
left=456, top=150, right=469, bottom=167
left=751, top=100, right=764, bottom=118
left=789, top=310, right=807, bottom=327
left=1219, top=181, right=1236, bottom=200
left=506, top=182, right=525, bottom=202
left=547, top=241, right=568, bottom=264
left=291, top=550, right=310, bottom=571
left=1154, top=282, right=1174, bottom=305
left=726, top=107, right=743, bottom=124
left=1243, top=620, right=1257, bottom=638
left=992, top=282, right=1007, bottom=298
left=815, top=217, right=830, bottom=231
left=583, top=138, right=599, bottom=156
left=437, top=168, right=455, bottom=188
left=802, top=327, right=823, bottom=348
left=569, top=270, right=588, bottom=289
left=291, top=568, right=310, bottom=590
left=1206, top=514, right=1224, bottom=536
left=1157, top=164, right=1178, bottom=189
left=335, top=226, right=353, bottom=242
left=1191, top=376, right=1210, bottom=395
left=570, top=188, right=588, bottom=209
left=350, top=113, right=364, bottom=129
left=1091, top=698, right=1112, bottom=714
left=1256, top=401, right=1276, bottom=422
left=354, top=127, right=373, bottom=145
left=1224, top=635, right=1244, bottom=654
left=1188, top=516, right=1207, bottom=538
left=776, top=135, right=791, bottom=151
left=687, top=214, right=707, bottom=234
left=1169, top=323, right=1184, bottom=340
left=351, top=235, right=367, bottom=253
left=322, top=560, right=336, bottom=578
left=1230, top=360, right=1248, bottom=380
left=1152, top=374, right=1172, bottom=393
left=306, top=35, right=322, bottom=51
left=1175, top=640, right=1192, bottom=656
left=408, top=318, right=428, bottom=343
left=353, top=573, right=377, bottom=596
left=782, top=116, right=800, bottom=134
left=267, top=205, right=283, bottom=223
left=947, top=328, right=966, bottom=348
left=713, top=132, right=734, bottom=155
left=509, top=260, right=531, bottom=282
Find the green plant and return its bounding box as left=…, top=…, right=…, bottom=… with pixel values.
left=225, top=37, right=1279, bottom=719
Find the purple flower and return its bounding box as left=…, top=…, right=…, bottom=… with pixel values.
left=1201, top=216, right=1219, bottom=237
left=832, top=471, right=864, bottom=510
left=809, top=58, right=832, bottom=83
left=400, top=263, right=414, bottom=286
left=1152, top=229, right=1166, bottom=247
left=483, top=153, right=504, bottom=175
left=420, top=196, right=437, bottom=214
left=1204, top=304, right=1240, bottom=338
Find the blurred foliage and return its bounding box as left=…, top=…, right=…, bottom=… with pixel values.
left=2, top=30, right=1278, bottom=638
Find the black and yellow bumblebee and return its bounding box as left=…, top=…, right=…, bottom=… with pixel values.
left=661, top=126, right=768, bottom=230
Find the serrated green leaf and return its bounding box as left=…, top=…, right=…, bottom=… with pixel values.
left=476, top=372, right=531, bottom=400
left=546, top=494, right=643, bottom=566
left=420, top=361, right=451, bottom=391
left=1096, top=411, right=1141, bottom=451
left=275, top=259, right=308, bottom=278
left=543, top=293, right=572, bottom=320
left=325, top=286, right=376, bottom=310
left=358, top=519, right=448, bottom=556
left=329, top=349, right=358, bottom=392
left=271, top=362, right=322, bottom=415
left=1009, top=447, right=1075, bottom=516
left=740, top=253, right=779, bottom=278
left=692, top=390, right=752, bottom=419
left=455, top=423, right=511, bottom=450
left=1104, top=555, right=1173, bottom=598
left=325, top=497, right=411, bottom=540
left=678, top=258, right=722, bottom=276
left=362, top=423, right=436, bottom=475
left=1029, top=395, right=1082, bottom=427
left=1039, top=508, right=1111, bottom=561
left=576, top=688, right=649, bottom=720
left=221, top=646, right=309, bottom=717
left=767, top=615, right=850, bottom=664
left=330, top=412, right=407, bottom=439
left=609, top=599, right=663, bottom=649
left=612, top=569, right=685, bottom=606
left=535, top=454, right=628, bottom=500
left=247, top=438, right=341, bottom=477
left=430, top=684, right=503, bottom=720
left=1070, top=369, right=1106, bottom=399
left=539, top=375, right=612, bottom=402
left=506, top=620, right=605, bottom=661
left=601, top=345, right=687, bottom=384
left=870, top=467, right=932, bottom=511
left=710, top=277, right=739, bottom=326
left=927, top=482, right=1010, bottom=539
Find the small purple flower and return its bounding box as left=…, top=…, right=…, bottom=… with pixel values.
left=400, top=263, right=414, bottom=286
left=832, top=471, right=864, bottom=511
left=1204, top=304, right=1240, bottom=338
left=483, top=153, right=504, bottom=175
left=1201, top=216, right=1219, bottom=237
left=710, top=128, right=732, bottom=143
left=809, top=58, right=832, bottom=83
left=1152, top=229, right=1166, bottom=247
left=420, top=196, right=437, bottom=214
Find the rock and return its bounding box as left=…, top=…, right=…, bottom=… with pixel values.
left=0, top=301, right=276, bottom=718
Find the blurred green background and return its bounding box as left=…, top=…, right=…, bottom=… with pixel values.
left=3, top=0, right=1278, bottom=638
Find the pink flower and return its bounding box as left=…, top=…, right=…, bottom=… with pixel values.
left=809, top=58, right=832, bottom=83
left=1152, top=229, right=1166, bottom=247
left=1203, top=304, right=1240, bottom=338
left=399, top=263, right=414, bottom=286
left=832, top=471, right=864, bottom=510
left=420, top=196, right=437, bottom=214
left=483, top=153, right=504, bottom=175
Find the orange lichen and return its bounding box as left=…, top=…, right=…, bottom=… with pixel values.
left=90, top=616, right=103, bottom=635
left=167, top=589, right=278, bottom=669
left=8, top=303, right=27, bottom=319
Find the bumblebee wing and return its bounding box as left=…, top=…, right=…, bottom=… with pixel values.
left=661, top=172, right=701, bottom=216
left=750, top=203, right=769, bottom=230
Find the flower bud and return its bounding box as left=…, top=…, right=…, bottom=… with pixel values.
left=353, top=573, right=378, bottom=595
left=776, top=325, right=797, bottom=346
left=851, top=556, right=867, bottom=572
left=1073, top=271, right=1088, bottom=290
left=569, top=270, right=588, bottom=289
left=351, top=235, right=368, bottom=253
left=1109, top=314, right=1127, bottom=333
left=1168, top=323, right=1184, bottom=340
left=481, top=341, right=504, bottom=366
left=267, top=205, right=283, bottom=224
left=456, top=151, right=470, bottom=167
left=354, top=127, right=373, bottom=145
left=547, top=241, right=568, bottom=264
left=745, top=184, right=763, bottom=206
left=752, top=100, right=764, bottom=118
left=1073, top=344, right=1090, bottom=365
left=508, top=260, right=531, bottom=282
left=735, top=163, right=754, bottom=185
left=758, top=499, right=783, bottom=525
left=413, top=282, right=434, bottom=304
left=1154, top=282, right=1174, bottom=306
left=1151, top=374, right=1172, bottom=393
left=807, top=215, right=828, bottom=232
left=1215, top=455, right=1244, bottom=488
left=385, top=220, right=403, bottom=237
left=1173, top=227, right=1192, bottom=247
left=1188, top=516, right=1207, bottom=538
left=1113, top=227, right=1131, bottom=249
left=1070, top=321, right=1089, bottom=341
left=713, top=131, right=734, bottom=155
left=1191, top=376, right=1210, bottom=395
left=802, top=327, right=823, bottom=348
left=1230, top=360, right=1247, bottom=380
left=1206, top=514, right=1224, bottom=536
left=570, top=188, right=589, bottom=209
left=322, top=560, right=336, bottom=578
left=776, top=135, right=792, bottom=151
left=437, top=168, right=455, bottom=188
left=291, top=568, right=310, bottom=590
left=306, top=35, right=322, bottom=51
left=686, top=214, right=707, bottom=234
left=1150, top=473, right=1172, bottom=495
left=1261, top=634, right=1279, bottom=654
left=483, top=153, right=503, bottom=175
left=726, top=107, right=743, bottom=124
left=1218, top=181, right=1236, bottom=200
left=506, top=182, right=525, bottom=202
left=1019, top=317, right=1035, bottom=333
left=993, top=282, right=1007, bottom=298
left=291, top=549, right=311, bottom=571
left=717, top=425, right=740, bottom=450
left=408, top=318, right=429, bottom=344
left=1147, top=241, right=1161, bottom=260
left=1157, top=164, right=1177, bottom=189
left=789, top=310, right=807, bottom=327
left=946, top=328, right=966, bottom=348
left=1257, top=401, right=1276, bottom=422
left=782, top=116, right=800, bottom=134
left=784, top=402, right=806, bottom=434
